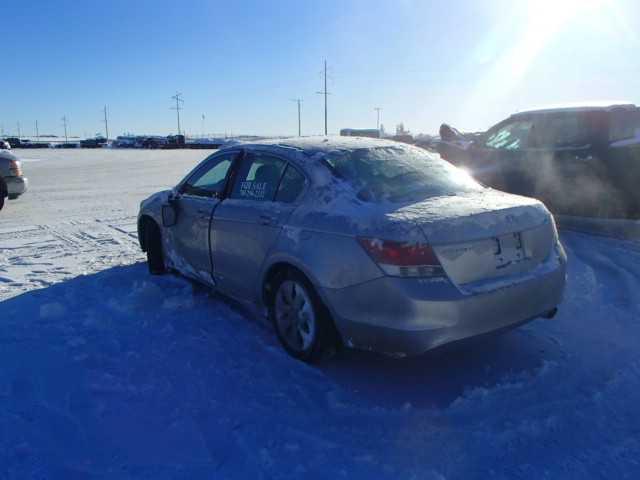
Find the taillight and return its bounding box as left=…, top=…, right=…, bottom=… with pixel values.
left=9, top=160, right=22, bottom=176
left=357, top=237, right=445, bottom=277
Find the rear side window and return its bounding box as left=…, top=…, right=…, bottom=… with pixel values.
left=275, top=165, right=306, bottom=203
left=529, top=113, right=592, bottom=148
left=609, top=109, right=640, bottom=142
left=230, top=152, right=286, bottom=201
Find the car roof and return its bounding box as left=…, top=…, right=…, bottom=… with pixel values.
left=220, top=135, right=404, bottom=158
left=511, top=101, right=638, bottom=117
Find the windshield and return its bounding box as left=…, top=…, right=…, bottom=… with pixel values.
left=484, top=120, right=533, bottom=150
left=323, top=146, right=482, bottom=203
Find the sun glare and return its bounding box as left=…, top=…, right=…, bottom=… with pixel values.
left=463, top=0, right=618, bottom=122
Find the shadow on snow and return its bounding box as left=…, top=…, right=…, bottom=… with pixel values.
left=1, top=262, right=555, bottom=413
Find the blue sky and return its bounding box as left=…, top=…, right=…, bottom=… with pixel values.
left=3, top=0, right=639, bottom=138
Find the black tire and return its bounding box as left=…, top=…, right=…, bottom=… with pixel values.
left=268, top=269, right=338, bottom=363
left=8, top=194, right=18, bottom=200
left=144, top=219, right=166, bottom=275
left=0, top=178, right=6, bottom=211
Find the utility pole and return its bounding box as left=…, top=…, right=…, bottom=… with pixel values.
left=201, top=114, right=205, bottom=138
left=291, top=99, right=302, bottom=136
left=316, top=60, right=330, bottom=135
left=62, top=116, right=68, bottom=144
left=374, top=107, right=382, bottom=133
left=103, top=105, right=110, bottom=140
left=35, top=120, right=39, bottom=139
left=171, top=92, right=184, bottom=136
left=17, top=122, right=21, bottom=139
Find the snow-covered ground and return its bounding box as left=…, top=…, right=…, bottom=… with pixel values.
left=1, top=149, right=639, bottom=478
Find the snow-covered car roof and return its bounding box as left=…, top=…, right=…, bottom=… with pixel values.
left=220, top=135, right=409, bottom=157
left=512, top=101, right=638, bottom=117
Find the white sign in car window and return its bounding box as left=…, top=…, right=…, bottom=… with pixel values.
left=239, top=181, right=268, bottom=200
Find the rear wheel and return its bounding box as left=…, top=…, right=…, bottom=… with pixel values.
left=144, top=219, right=165, bottom=275
left=269, top=269, right=337, bottom=362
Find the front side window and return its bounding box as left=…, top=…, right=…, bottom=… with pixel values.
left=182, top=154, right=234, bottom=197
left=230, top=152, right=286, bottom=201
left=484, top=120, right=533, bottom=150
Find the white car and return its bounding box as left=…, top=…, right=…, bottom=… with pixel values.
left=0, top=151, right=28, bottom=210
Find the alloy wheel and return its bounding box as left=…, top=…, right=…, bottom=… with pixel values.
left=274, top=280, right=317, bottom=352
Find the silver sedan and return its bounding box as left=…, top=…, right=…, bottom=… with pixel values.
left=137, top=137, right=567, bottom=361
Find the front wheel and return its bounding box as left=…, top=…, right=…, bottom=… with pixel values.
left=270, top=270, right=337, bottom=362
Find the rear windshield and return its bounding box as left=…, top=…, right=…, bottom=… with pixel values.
left=323, top=146, right=482, bottom=203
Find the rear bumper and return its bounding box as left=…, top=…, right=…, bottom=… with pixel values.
left=322, top=253, right=567, bottom=356
left=5, top=176, right=28, bottom=197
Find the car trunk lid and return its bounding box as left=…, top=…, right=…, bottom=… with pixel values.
left=394, top=190, right=554, bottom=286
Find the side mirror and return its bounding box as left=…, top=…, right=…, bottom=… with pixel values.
left=162, top=203, right=177, bottom=227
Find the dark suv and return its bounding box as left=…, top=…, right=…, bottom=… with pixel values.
left=440, top=103, right=640, bottom=219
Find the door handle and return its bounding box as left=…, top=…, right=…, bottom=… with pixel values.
left=259, top=214, right=275, bottom=225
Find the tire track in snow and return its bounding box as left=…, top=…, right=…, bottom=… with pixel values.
left=563, top=232, right=640, bottom=315
left=0, top=216, right=143, bottom=301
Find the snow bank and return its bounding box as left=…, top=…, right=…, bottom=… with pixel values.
left=0, top=231, right=639, bottom=478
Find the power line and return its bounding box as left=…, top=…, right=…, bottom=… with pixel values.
left=103, top=105, right=110, bottom=140
left=316, top=60, right=331, bottom=135
left=62, top=116, right=68, bottom=144
left=171, top=92, right=184, bottom=136
left=291, top=98, right=302, bottom=136
left=374, top=107, right=382, bottom=132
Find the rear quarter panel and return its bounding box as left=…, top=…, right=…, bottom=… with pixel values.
left=260, top=226, right=383, bottom=296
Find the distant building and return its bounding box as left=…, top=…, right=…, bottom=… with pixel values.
left=340, top=128, right=380, bottom=139
left=391, top=123, right=414, bottom=144
left=390, top=134, right=414, bottom=144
